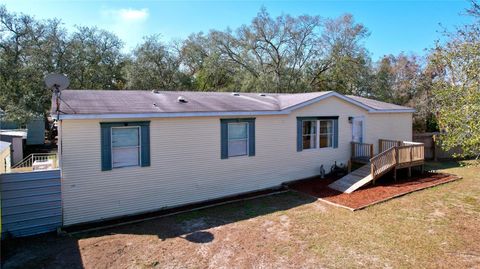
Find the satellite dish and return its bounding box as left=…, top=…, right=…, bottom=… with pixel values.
left=45, top=73, right=70, bottom=118
left=45, top=73, right=70, bottom=91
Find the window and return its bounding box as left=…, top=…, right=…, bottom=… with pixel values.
left=227, top=122, right=248, bottom=157
left=220, top=118, right=255, bottom=159
left=319, top=120, right=334, bottom=148
left=100, top=121, right=150, bottom=171
left=302, top=120, right=333, bottom=150
left=302, top=120, right=317, bottom=149
left=297, top=117, right=338, bottom=151
left=111, top=127, right=140, bottom=168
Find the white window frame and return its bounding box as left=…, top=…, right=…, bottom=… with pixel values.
left=227, top=122, right=249, bottom=157
left=302, top=119, right=335, bottom=150
left=111, top=126, right=142, bottom=168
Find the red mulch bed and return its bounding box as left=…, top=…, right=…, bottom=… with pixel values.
left=288, top=171, right=460, bottom=210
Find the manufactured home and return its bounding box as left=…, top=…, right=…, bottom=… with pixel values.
left=53, top=90, right=415, bottom=226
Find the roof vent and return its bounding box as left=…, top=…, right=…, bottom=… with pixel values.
left=177, top=96, right=188, bottom=103
left=232, top=92, right=240, bottom=96
left=258, top=93, right=266, bottom=97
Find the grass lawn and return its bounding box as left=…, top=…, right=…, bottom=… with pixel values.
left=2, top=162, right=480, bottom=268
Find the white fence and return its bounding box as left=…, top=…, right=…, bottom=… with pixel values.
left=11, top=153, right=58, bottom=172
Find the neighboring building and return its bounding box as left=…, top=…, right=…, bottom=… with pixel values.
left=26, top=118, right=46, bottom=145
left=0, top=117, right=45, bottom=145
left=0, top=141, right=11, bottom=173
left=53, top=90, right=414, bottom=226
left=0, top=130, right=26, bottom=165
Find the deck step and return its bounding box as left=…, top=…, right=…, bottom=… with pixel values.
left=328, top=163, right=374, bottom=193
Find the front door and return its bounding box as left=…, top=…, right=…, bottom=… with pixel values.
left=352, top=117, right=364, bottom=143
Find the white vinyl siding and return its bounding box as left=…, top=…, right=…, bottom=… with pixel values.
left=60, top=96, right=413, bottom=225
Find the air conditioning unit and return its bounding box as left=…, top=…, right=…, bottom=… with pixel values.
left=33, top=159, right=54, bottom=171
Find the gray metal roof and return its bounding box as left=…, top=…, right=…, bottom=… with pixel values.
left=52, top=90, right=414, bottom=119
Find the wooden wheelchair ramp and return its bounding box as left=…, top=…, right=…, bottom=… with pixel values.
left=328, top=163, right=373, bottom=193
left=329, top=140, right=425, bottom=194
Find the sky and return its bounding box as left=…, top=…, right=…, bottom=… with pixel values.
left=2, top=0, right=474, bottom=60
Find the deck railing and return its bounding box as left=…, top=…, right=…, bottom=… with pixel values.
left=11, top=153, right=58, bottom=171
left=379, top=139, right=403, bottom=152
left=397, top=142, right=425, bottom=166
left=370, top=147, right=397, bottom=180
left=351, top=142, right=374, bottom=162
left=370, top=140, right=425, bottom=182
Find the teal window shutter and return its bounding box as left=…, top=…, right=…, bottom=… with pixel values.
left=100, top=124, right=112, bottom=171
left=100, top=121, right=150, bottom=170
left=296, top=118, right=302, bottom=152
left=248, top=119, right=255, bottom=156
left=220, top=120, right=228, bottom=159
left=140, top=123, right=150, bottom=167
left=333, top=119, right=339, bottom=148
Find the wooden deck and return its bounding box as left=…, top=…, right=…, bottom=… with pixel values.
left=329, top=139, right=425, bottom=193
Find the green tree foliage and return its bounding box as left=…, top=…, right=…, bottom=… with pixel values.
left=0, top=7, right=126, bottom=124
left=372, top=53, right=422, bottom=104
left=310, top=14, right=372, bottom=95
left=180, top=9, right=371, bottom=93
left=430, top=0, right=480, bottom=158
left=67, top=26, right=126, bottom=89
left=371, top=53, right=437, bottom=131
left=125, top=35, right=191, bottom=90
left=180, top=33, right=235, bottom=90
left=0, top=6, right=63, bottom=124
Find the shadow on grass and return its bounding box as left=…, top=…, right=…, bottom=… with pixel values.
left=2, top=191, right=315, bottom=269
left=82, top=191, right=316, bottom=242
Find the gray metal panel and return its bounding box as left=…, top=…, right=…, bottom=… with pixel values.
left=2, top=200, right=61, bottom=215
left=26, top=119, right=45, bottom=145
left=2, top=185, right=60, bottom=199
left=1, top=169, right=61, bottom=237
left=1, top=170, right=60, bottom=182
left=4, top=193, right=61, bottom=207
left=1, top=178, right=60, bottom=191
left=8, top=223, right=60, bottom=237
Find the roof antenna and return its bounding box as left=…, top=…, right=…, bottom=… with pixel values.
left=44, top=74, right=70, bottom=120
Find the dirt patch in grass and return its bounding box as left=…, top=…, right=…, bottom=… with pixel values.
left=288, top=172, right=461, bottom=210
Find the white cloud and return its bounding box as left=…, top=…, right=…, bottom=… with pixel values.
left=101, top=8, right=150, bottom=51
left=117, top=8, right=149, bottom=22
